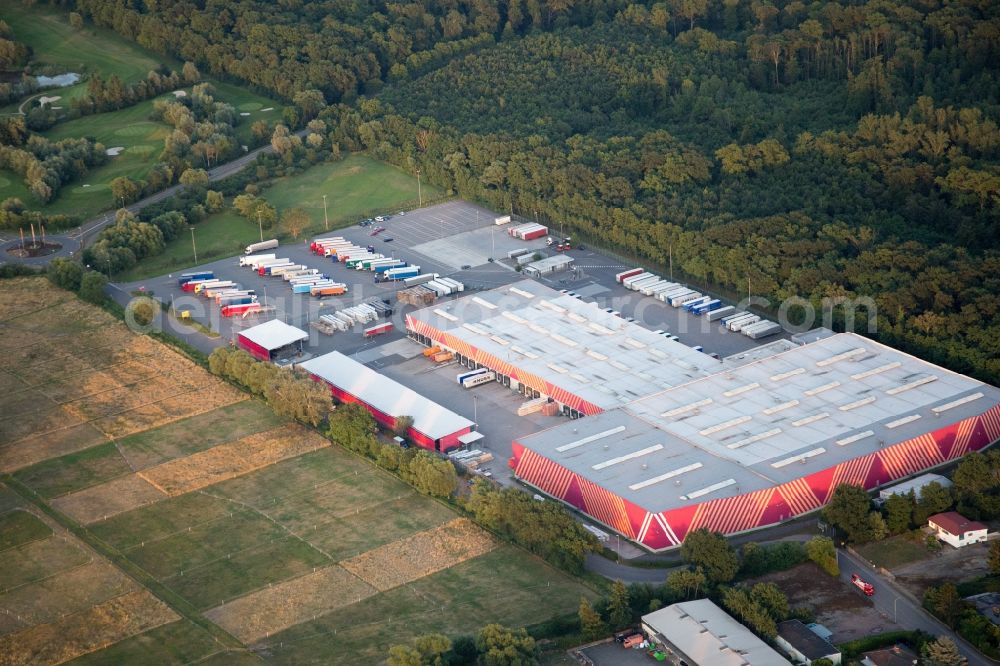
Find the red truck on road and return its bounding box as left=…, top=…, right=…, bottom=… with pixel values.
left=851, top=573, right=875, bottom=596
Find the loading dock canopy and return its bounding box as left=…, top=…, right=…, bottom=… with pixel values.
left=458, top=431, right=485, bottom=446
left=299, top=351, right=474, bottom=441
left=238, top=319, right=308, bottom=351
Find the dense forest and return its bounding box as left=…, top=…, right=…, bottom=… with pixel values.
left=25, top=0, right=1000, bottom=384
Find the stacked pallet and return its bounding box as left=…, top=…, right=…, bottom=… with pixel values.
left=397, top=286, right=436, bottom=306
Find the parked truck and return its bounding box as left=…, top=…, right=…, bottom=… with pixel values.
left=622, top=272, right=654, bottom=289
left=851, top=574, right=875, bottom=596
left=457, top=368, right=490, bottom=385
left=363, top=322, right=394, bottom=338
left=259, top=261, right=294, bottom=276
left=462, top=371, right=496, bottom=388
left=437, top=277, right=464, bottom=292
left=728, top=314, right=760, bottom=332
left=374, top=260, right=407, bottom=274
left=380, top=266, right=420, bottom=281
left=402, top=273, right=437, bottom=287
left=245, top=239, right=278, bottom=254
left=240, top=254, right=275, bottom=267
left=221, top=302, right=262, bottom=317
left=743, top=321, right=782, bottom=339
left=669, top=291, right=702, bottom=307
left=615, top=268, right=644, bottom=283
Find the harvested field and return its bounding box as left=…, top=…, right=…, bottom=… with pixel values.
left=341, top=518, right=496, bottom=592
left=0, top=536, right=91, bottom=593
left=0, top=279, right=74, bottom=321
left=0, top=590, right=177, bottom=666
left=0, top=560, right=135, bottom=637
left=52, top=474, right=167, bottom=525
left=205, top=565, right=376, bottom=643
left=0, top=421, right=108, bottom=473
left=138, top=425, right=328, bottom=496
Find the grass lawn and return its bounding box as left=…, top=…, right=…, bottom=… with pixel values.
left=14, top=400, right=283, bottom=499
left=117, top=154, right=439, bottom=281
left=210, top=80, right=287, bottom=145
left=0, top=509, right=52, bottom=549
left=264, top=546, right=594, bottom=664
left=0, top=3, right=172, bottom=114
left=856, top=533, right=931, bottom=570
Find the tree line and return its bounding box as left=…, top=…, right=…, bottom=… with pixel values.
left=0, top=126, right=107, bottom=204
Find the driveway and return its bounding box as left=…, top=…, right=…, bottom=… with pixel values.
left=2, top=130, right=306, bottom=267
left=838, top=548, right=995, bottom=666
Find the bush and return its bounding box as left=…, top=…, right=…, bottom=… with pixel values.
left=805, top=536, right=839, bottom=577
left=738, top=541, right=807, bottom=578
left=78, top=270, right=108, bottom=303
left=838, top=631, right=930, bottom=658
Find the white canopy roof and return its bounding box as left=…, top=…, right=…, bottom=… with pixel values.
left=239, top=319, right=308, bottom=351
left=299, top=351, right=474, bottom=441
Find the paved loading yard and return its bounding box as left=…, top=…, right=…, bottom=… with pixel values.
left=113, top=199, right=783, bottom=482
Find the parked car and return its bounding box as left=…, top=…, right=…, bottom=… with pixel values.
left=370, top=226, right=385, bottom=236
left=461, top=264, right=471, bottom=269
left=397, top=210, right=405, bottom=216
left=375, top=216, right=386, bottom=222
left=383, top=237, right=394, bottom=242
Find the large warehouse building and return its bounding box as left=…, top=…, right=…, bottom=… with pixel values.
left=406, top=281, right=1000, bottom=550
left=237, top=319, right=308, bottom=362
left=300, top=351, right=475, bottom=452
left=406, top=280, right=718, bottom=418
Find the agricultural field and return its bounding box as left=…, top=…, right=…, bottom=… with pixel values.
left=0, top=278, right=594, bottom=663
left=117, top=154, right=441, bottom=281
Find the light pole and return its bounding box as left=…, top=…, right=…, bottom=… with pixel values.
left=322, top=194, right=329, bottom=231
left=190, top=227, right=197, bottom=263
left=472, top=394, right=478, bottom=424
left=256, top=209, right=264, bottom=242
left=416, top=169, right=422, bottom=207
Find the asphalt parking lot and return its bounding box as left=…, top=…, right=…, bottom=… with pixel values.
left=115, top=198, right=788, bottom=470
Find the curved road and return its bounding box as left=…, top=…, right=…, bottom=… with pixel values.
left=2, top=130, right=307, bottom=266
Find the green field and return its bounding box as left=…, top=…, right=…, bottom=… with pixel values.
left=856, top=534, right=931, bottom=570
left=117, top=154, right=440, bottom=281
left=0, top=509, right=52, bottom=549
left=0, top=3, right=171, bottom=113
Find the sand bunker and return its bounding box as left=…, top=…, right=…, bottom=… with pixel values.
left=261, top=107, right=274, bottom=111
left=106, top=147, right=124, bottom=156
left=172, top=90, right=187, bottom=98
left=240, top=112, right=251, bottom=116
left=38, top=96, right=61, bottom=106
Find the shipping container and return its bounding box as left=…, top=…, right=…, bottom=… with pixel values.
left=363, top=322, right=394, bottom=337
left=462, top=371, right=496, bottom=388
left=515, top=253, right=535, bottom=266
left=669, top=291, right=702, bottom=307
left=729, top=315, right=761, bottom=332
left=648, top=282, right=679, bottom=297
left=374, top=260, right=407, bottom=273
left=425, top=280, right=451, bottom=297
left=494, top=215, right=512, bottom=225
left=629, top=276, right=662, bottom=292
left=221, top=302, right=262, bottom=317
left=682, top=296, right=712, bottom=312
left=707, top=305, right=737, bottom=321
left=622, top=272, right=654, bottom=289
left=615, top=268, right=644, bottom=283
left=309, top=237, right=344, bottom=252
left=240, top=253, right=274, bottom=267
left=721, top=311, right=748, bottom=324
left=245, top=239, right=279, bottom=254
left=383, top=266, right=420, bottom=280
left=358, top=256, right=388, bottom=269
left=201, top=282, right=238, bottom=296
left=521, top=227, right=548, bottom=241
left=457, top=367, right=490, bottom=384
left=181, top=278, right=218, bottom=292
left=311, top=284, right=348, bottom=297
left=259, top=261, right=294, bottom=276
left=691, top=299, right=722, bottom=315
left=432, top=351, right=454, bottom=363
left=214, top=289, right=255, bottom=303
left=744, top=321, right=782, bottom=339
left=437, top=277, right=465, bottom=292
left=402, top=273, right=437, bottom=287
left=177, top=271, right=214, bottom=286
left=640, top=280, right=670, bottom=296
left=507, top=248, right=530, bottom=259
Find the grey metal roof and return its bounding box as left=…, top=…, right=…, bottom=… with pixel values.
left=777, top=620, right=839, bottom=660
left=299, top=351, right=474, bottom=440
left=408, top=280, right=717, bottom=410
left=238, top=319, right=308, bottom=350
left=643, top=600, right=790, bottom=666
left=517, top=332, right=1000, bottom=513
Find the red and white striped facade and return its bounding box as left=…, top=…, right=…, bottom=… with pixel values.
left=511, top=404, right=1000, bottom=551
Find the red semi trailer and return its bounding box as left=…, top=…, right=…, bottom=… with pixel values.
left=363, top=322, right=394, bottom=337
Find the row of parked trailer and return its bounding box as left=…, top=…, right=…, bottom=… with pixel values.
left=309, top=236, right=429, bottom=284
left=615, top=267, right=780, bottom=339
left=177, top=271, right=268, bottom=317
left=506, top=223, right=548, bottom=241
left=241, top=252, right=348, bottom=298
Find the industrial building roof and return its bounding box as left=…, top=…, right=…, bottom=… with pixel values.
left=299, top=352, right=474, bottom=441
left=878, top=473, right=952, bottom=499
left=777, top=620, right=840, bottom=660
left=408, top=280, right=717, bottom=410
left=517, top=332, right=1000, bottom=513
left=523, top=254, right=574, bottom=274
left=238, top=319, right=308, bottom=351
left=642, top=600, right=790, bottom=666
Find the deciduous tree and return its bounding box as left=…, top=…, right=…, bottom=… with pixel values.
left=681, top=529, right=738, bottom=583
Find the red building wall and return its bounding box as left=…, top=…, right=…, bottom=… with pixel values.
left=406, top=316, right=604, bottom=416
left=511, top=404, right=1000, bottom=551
left=237, top=334, right=271, bottom=362
left=310, top=376, right=470, bottom=453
